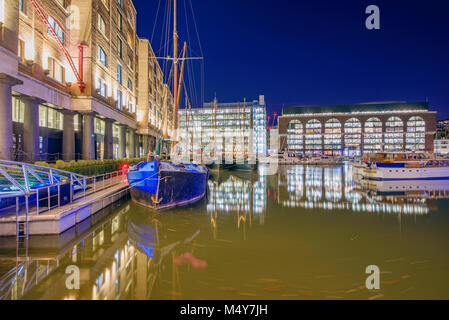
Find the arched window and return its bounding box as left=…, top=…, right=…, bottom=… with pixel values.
left=364, top=117, right=382, bottom=153
left=344, top=118, right=362, bottom=156
left=406, top=116, right=425, bottom=151
left=287, top=120, right=304, bottom=151
left=385, top=117, right=404, bottom=151
left=305, top=119, right=322, bottom=153
left=324, top=119, right=341, bottom=154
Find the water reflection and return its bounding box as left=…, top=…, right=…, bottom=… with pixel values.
left=0, top=165, right=449, bottom=300
left=279, top=165, right=442, bottom=215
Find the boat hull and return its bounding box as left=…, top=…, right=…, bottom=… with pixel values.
left=362, top=166, right=449, bottom=181
left=128, top=161, right=209, bottom=210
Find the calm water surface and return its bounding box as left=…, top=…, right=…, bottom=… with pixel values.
left=1, top=164, right=449, bottom=300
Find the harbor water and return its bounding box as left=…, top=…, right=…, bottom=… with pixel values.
left=1, top=164, right=449, bottom=300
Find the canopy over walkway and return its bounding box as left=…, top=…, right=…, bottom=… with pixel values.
left=0, top=160, right=86, bottom=198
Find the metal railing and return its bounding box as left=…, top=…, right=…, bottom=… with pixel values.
left=0, top=159, right=129, bottom=238
left=9, top=169, right=128, bottom=217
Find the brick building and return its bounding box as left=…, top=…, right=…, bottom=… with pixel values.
left=278, top=102, right=437, bottom=156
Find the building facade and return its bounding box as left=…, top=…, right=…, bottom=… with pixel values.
left=278, top=102, right=437, bottom=156
left=0, top=0, right=173, bottom=162
left=137, top=38, right=173, bottom=156
left=178, top=95, right=267, bottom=162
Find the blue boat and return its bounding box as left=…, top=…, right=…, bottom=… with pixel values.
left=127, top=158, right=209, bottom=210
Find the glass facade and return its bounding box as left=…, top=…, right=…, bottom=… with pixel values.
left=344, top=118, right=362, bottom=156
left=305, top=119, right=322, bottom=153
left=287, top=120, right=303, bottom=151
left=39, top=105, right=63, bottom=130
left=178, top=99, right=267, bottom=163
left=324, top=119, right=342, bottom=154
left=385, top=116, right=404, bottom=151
left=364, top=117, right=383, bottom=153
left=406, top=116, right=425, bottom=151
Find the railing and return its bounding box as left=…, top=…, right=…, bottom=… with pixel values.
left=10, top=169, right=128, bottom=217
left=0, top=160, right=129, bottom=238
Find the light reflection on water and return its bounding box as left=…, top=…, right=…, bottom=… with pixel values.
left=0, top=164, right=449, bottom=300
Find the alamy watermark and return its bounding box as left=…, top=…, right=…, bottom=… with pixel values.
left=65, top=265, right=80, bottom=290
left=169, top=128, right=279, bottom=176
left=365, top=265, right=381, bottom=290
left=366, top=5, right=380, bottom=30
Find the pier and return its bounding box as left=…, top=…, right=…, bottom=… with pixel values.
left=0, top=160, right=130, bottom=237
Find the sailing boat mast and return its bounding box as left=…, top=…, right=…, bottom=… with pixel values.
left=172, top=0, right=178, bottom=149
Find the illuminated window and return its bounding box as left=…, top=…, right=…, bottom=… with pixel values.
left=19, top=0, right=25, bottom=13
left=117, top=35, right=123, bottom=59
left=18, top=39, right=25, bottom=62
left=287, top=120, right=303, bottom=151
left=324, top=119, right=341, bottom=152
left=47, top=16, right=64, bottom=44
left=117, top=11, right=122, bottom=31
left=385, top=116, right=404, bottom=151
left=305, top=119, right=322, bottom=152
left=364, top=117, right=382, bottom=153
left=94, top=118, right=105, bottom=135
left=98, top=45, right=107, bottom=66
left=96, top=78, right=107, bottom=97
left=12, top=98, right=24, bottom=123
left=127, top=31, right=133, bottom=48
left=48, top=57, right=65, bottom=83
left=116, top=89, right=123, bottom=110
left=117, top=64, right=122, bottom=84
left=344, top=118, right=361, bottom=156
left=39, top=105, right=63, bottom=130
left=98, top=14, right=106, bottom=35
left=406, top=116, right=425, bottom=151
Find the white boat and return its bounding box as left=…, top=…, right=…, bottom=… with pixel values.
left=362, top=152, right=449, bottom=181
left=302, top=155, right=342, bottom=166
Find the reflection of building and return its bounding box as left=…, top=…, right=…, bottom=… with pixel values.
left=178, top=96, right=267, bottom=161
left=207, top=174, right=267, bottom=224
left=279, top=165, right=432, bottom=215
left=208, top=175, right=266, bottom=214
left=278, top=102, right=436, bottom=156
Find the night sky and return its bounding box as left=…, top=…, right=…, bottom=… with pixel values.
left=134, top=0, right=449, bottom=119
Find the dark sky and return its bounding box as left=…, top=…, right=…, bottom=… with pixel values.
left=134, top=0, right=449, bottom=119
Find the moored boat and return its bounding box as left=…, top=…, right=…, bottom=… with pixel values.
left=128, top=158, right=208, bottom=210
left=361, top=152, right=449, bottom=181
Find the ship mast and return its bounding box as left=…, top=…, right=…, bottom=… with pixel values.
left=172, top=0, right=178, bottom=149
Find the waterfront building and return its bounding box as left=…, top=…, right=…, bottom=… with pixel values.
left=278, top=102, right=437, bottom=156
left=434, top=139, right=449, bottom=155
left=178, top=95, right=267, bottom=162
left=137, top=38, right=174, bottom=156
left=0, top=0, right=173, bottom=162
left=436, top=119, right=449, bottom=139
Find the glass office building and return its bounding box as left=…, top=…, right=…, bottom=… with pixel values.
left=178, top=96, right=267, bottom=163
